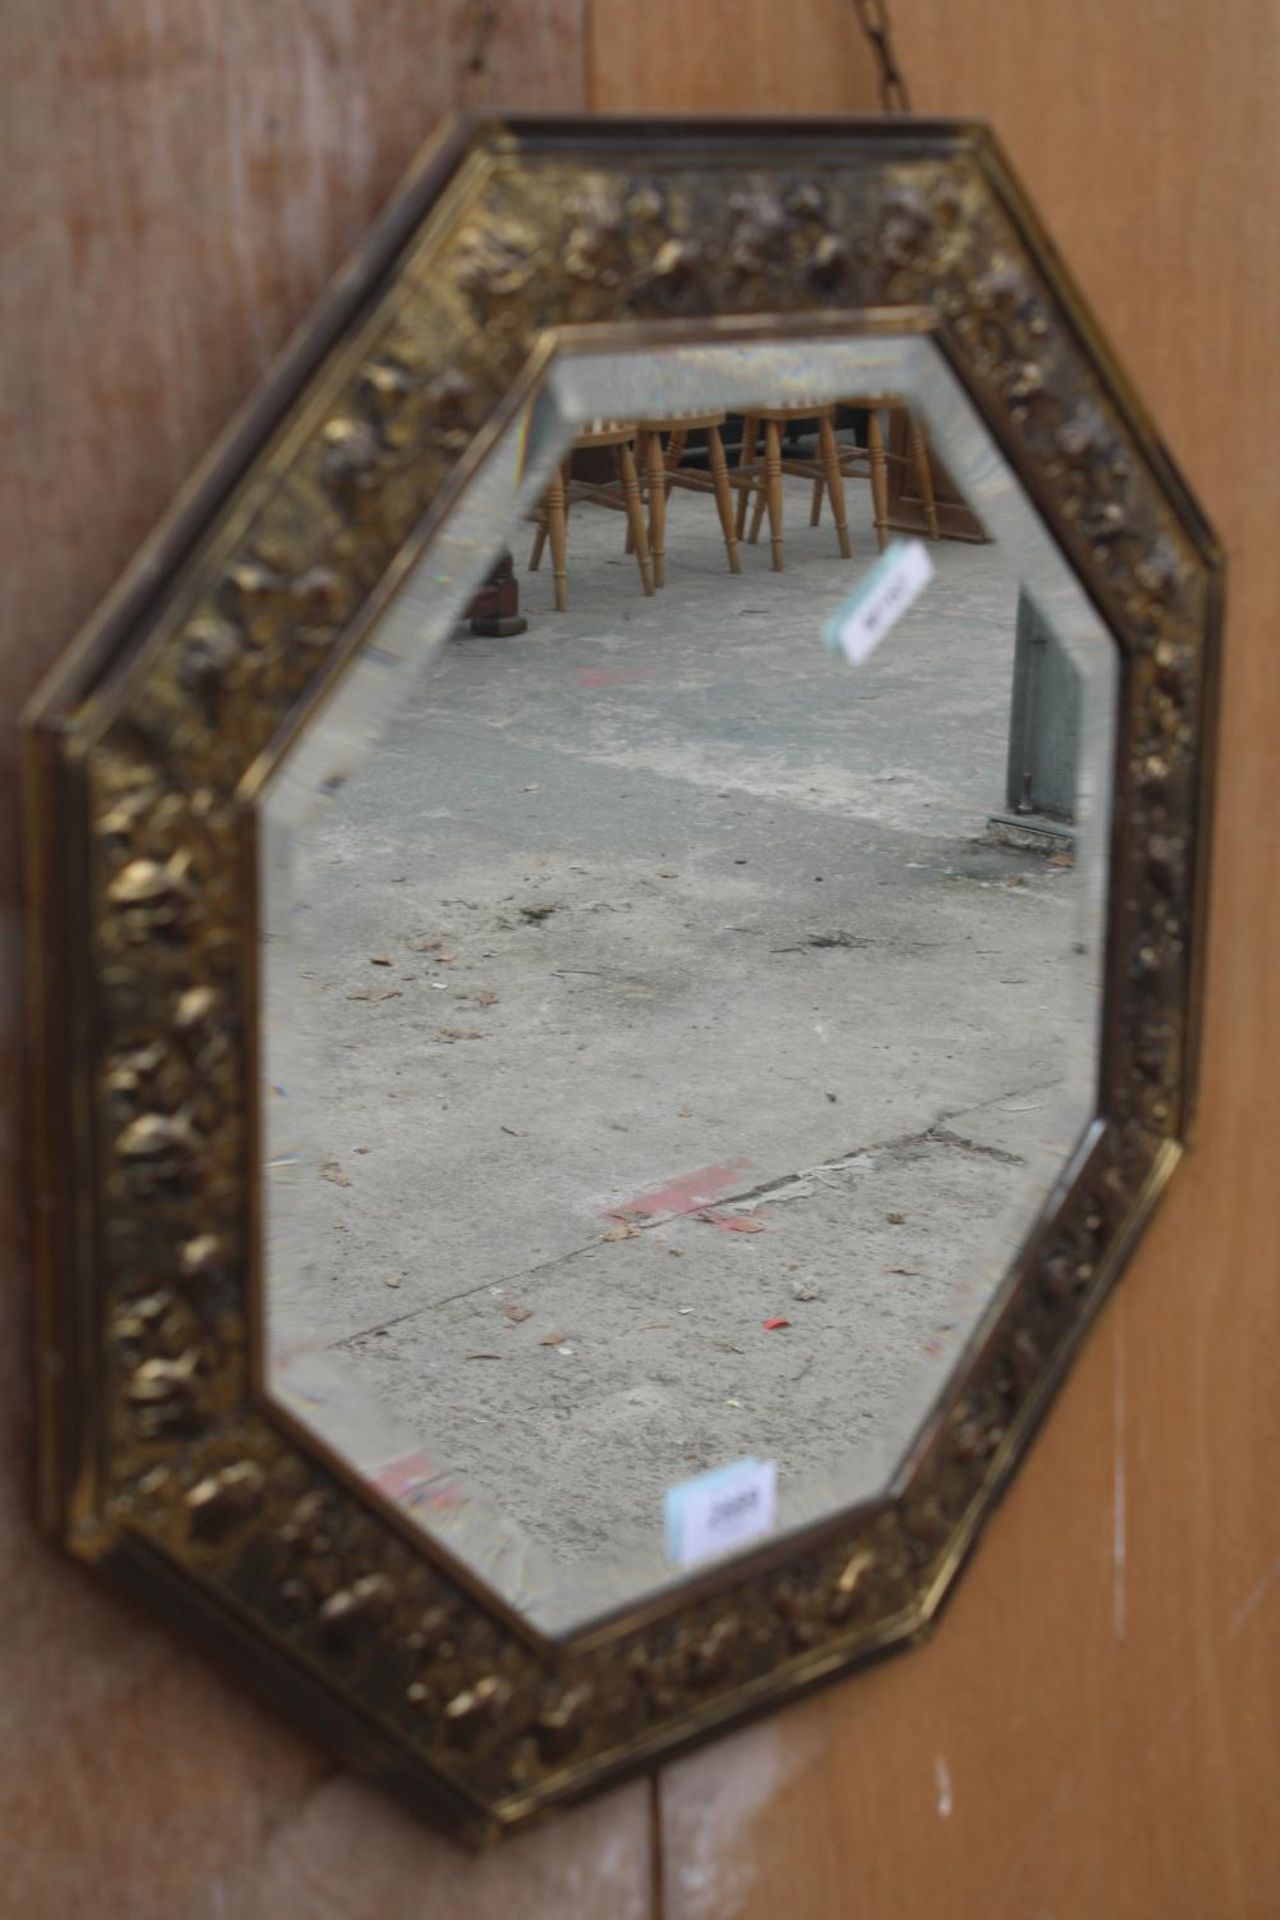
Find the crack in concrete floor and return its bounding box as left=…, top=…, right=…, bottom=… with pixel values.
left=326, top=1075, right=1044, bottom=1353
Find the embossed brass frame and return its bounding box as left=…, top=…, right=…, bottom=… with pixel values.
left=23, top=115, right=1221, bottom=1845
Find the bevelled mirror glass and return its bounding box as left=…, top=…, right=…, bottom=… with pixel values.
left=24, top=117, right=1219, bottom=1845
left=261, top=334, right=1116, bottom=1635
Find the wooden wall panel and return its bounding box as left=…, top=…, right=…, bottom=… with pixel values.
left=587, top=0, right=880, bottom=114
left=588, top=4, right=1280, bottom=1915
left=0, top=6, right=656, bottom=1915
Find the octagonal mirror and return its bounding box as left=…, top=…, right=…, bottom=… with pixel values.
left=25, top=116, right=1219, bottom=1843
left=262, top=329, right=1119, bottom=1636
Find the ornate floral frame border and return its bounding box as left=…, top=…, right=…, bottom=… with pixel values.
left=23, top=116, right=1221, bottom=1845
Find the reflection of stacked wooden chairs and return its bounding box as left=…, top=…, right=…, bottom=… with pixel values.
left=634, top=411, right=742, bottom=585
left=529, top=403, right=943, bottom=608
left=736, top=400, right=942, bottom=565
left=528, top=422, right=655, bottom=612
left=806, top=401, right=940, bottom=551
left=734, top=404, right=851, bottom=572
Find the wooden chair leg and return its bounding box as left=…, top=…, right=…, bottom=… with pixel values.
left=664, top=428, right=688, bottom=501
left=907, top=413, right=940, bottom=540
left=818, top=415, right=852, bottom=559
left=623, top=435, right=639, bottom=553
left=866, top=409, right=889, bottom=552
left=706, top=425, right=742, bottom=574
left=625, top=428, right=652, bottom=556
left=810, top=476, right=825, bottom=526
left=645, top=427, right=667, bottom=587
left=748, top=477, right=768, bottom=545
left=764, top=417, right=785, bottom=571
left=529, top=519, right=547, bottom=571
left=546, top=465, right=568, bottom=611
left=735, top=415, right=758, bottom=537
left=616, top=442, right=655, bottom=595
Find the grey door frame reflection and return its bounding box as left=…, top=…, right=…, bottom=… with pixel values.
left=260, top=324, right=1116, bottom=1637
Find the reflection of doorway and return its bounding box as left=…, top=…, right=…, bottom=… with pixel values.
left=885, top=407, right=989, bottom=541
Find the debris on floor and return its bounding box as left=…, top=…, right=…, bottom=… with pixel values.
left=696, top=1209, right=767, bottom=1234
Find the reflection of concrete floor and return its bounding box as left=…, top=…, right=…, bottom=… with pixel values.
left=268, top=477, right=1100, bottom=1629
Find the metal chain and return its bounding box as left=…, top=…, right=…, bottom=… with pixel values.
left=463, top=2, right=907, bottom=115
left=460, top=0, right=503, bottom=101
left=850, top=0, right=914, bottom=113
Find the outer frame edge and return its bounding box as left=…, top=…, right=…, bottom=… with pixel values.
left=24, top=113, right=1220, bottom=1846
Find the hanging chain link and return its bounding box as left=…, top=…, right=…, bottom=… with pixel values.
left=850, top=0, right=913, bottom=113
left=460, top=0, right=503, bottom=100
left=463, top=2, right=908, bottom=115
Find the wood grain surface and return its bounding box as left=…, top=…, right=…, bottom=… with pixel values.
left=3, top=0, right=1278, bottom=1913
left=586, top=0, right=879, bottom=115
left=593, top=3, right=1280, bottom=1915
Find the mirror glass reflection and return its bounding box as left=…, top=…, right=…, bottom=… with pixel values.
left=261, top=336, right=1115, bottom=1634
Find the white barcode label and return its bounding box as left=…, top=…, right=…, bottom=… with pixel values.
left=665, top=1457, right=777, bottom=1567
left=824, top=537, right=935, bottom=666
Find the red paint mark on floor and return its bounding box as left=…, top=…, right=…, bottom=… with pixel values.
left=573, top=666, right=655, bottom=689
left=605, top=1159, right=753, bottom=1223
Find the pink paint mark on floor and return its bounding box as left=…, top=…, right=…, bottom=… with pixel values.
left=605, top=1158, right=753, bottom=1224
left=371, top=1448, right=458, bottom=1514
left=573, top=665, right=655, bottom=689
